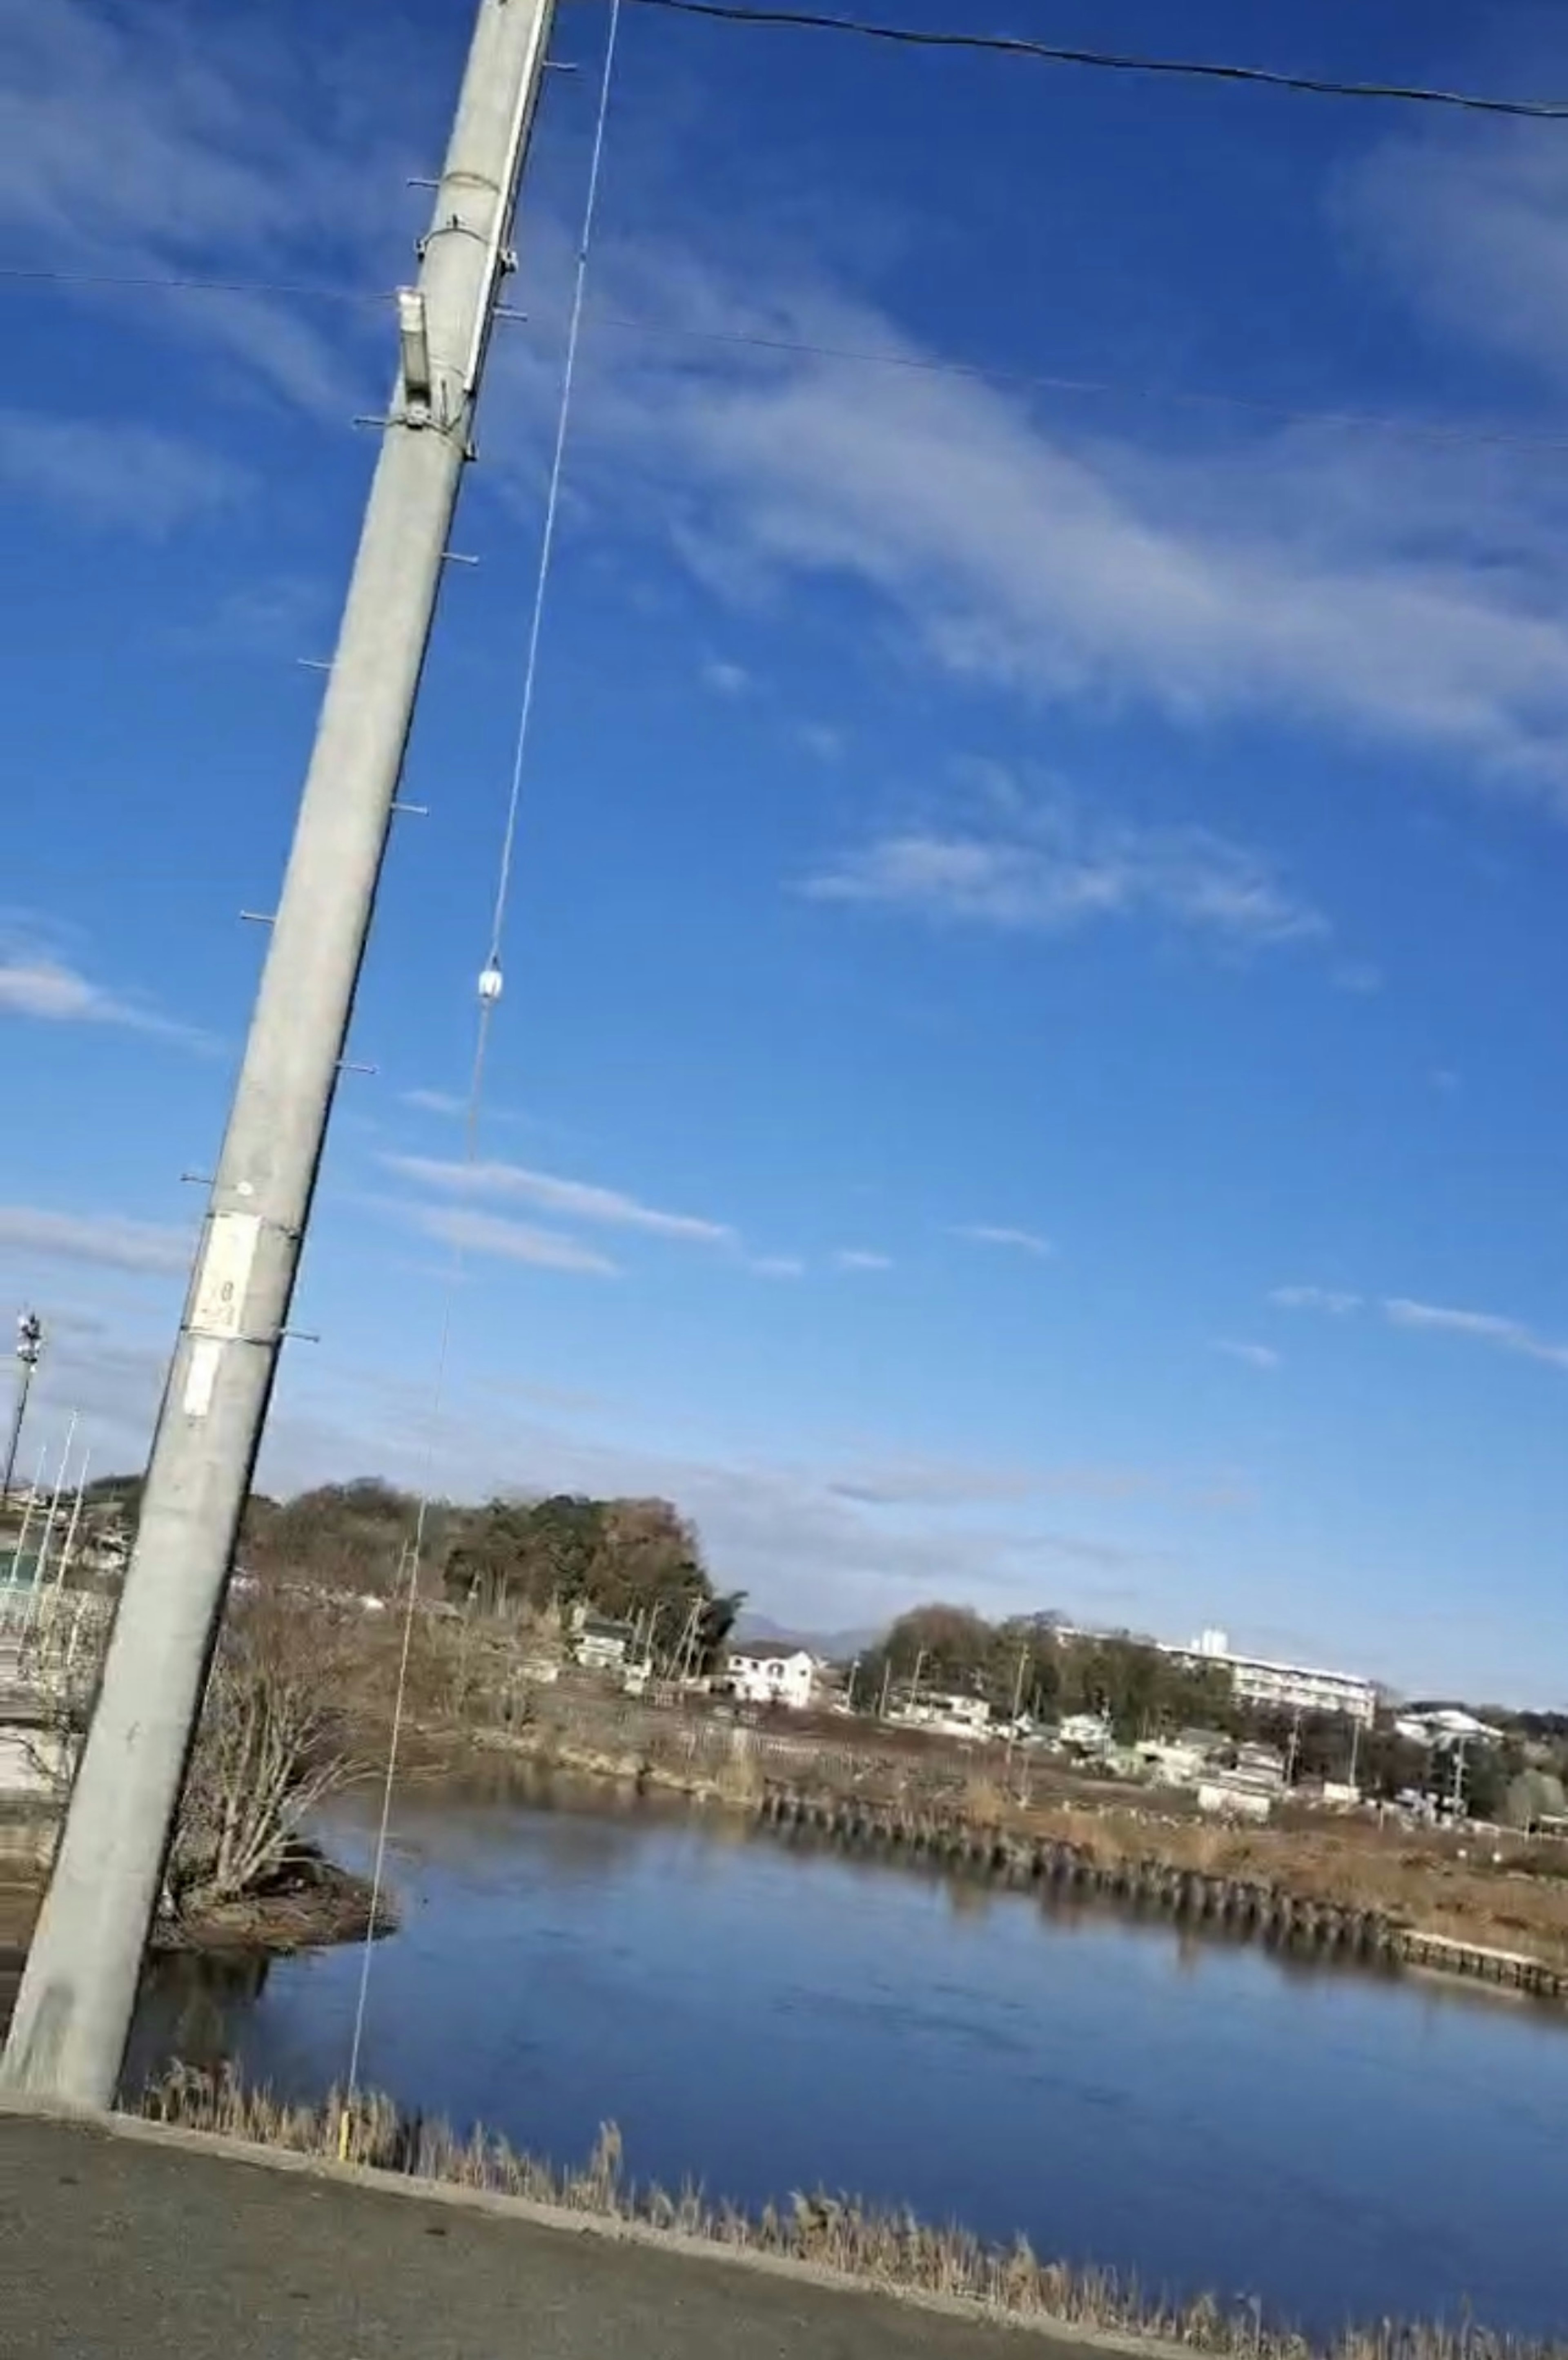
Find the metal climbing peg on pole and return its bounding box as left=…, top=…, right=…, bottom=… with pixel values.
left=1, top=0, right=560, bottom=2112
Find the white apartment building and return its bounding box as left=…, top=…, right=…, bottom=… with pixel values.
left=726, top=1643, right=818, bottom=1711
left=1162, top=1628, right=1376, bottom=1727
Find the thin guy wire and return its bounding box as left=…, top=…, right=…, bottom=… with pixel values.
left=342, top=1031, right=485, bottom=2117
left=626, top=0, right=1568, bottom=117
left=487, top=0, right=625, bottom=970
left=11, top=259, right=1568, bottom=460
left=341, top=0, right=623, bottom=2123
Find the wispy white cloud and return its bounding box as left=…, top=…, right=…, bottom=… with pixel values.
left=0, top=0, right=414, bottom=417
left=382, top=1153, right=813, bottom=1283
left=488, top=230, right=1568, bottom=804
left=1270, top=1285, right=1362, bottom=1316
left=412, top=1205, right=619, bottom=1278
left=1215, top=1339, right=1281, bottom=1372
left=0, top=1205, right=190, bottom=1275
left=1383, top=1296, right=1568, bottom=1372
left=835, top=1248, right=892, bottom=1271
left=702, top=658, right=750, bottom=697
left=399, top=1088, right=468, bottom=1119
left=382, top=1155, right=734, bottom=1247
left=1339, top=124, right=1568, bottom=396
left=0, top=936, right=210, bottom=1050
left=823, top=1454, right=1212, bottom=1510
left=0, top=410, right=249, bottom=535
left=1268, top=1286, right=1568, bottom=1375
left=799, top=723, right=845, bottom=762
left=807, top=790, right=1328, bottom=955
left=953, top=1224, right=1054, bottom=1260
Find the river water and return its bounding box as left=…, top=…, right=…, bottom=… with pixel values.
left=127, top=1778, right=1568, bottom=2340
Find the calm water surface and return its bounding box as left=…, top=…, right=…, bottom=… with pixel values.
left=129, top=1779, right=1568, bottom=2339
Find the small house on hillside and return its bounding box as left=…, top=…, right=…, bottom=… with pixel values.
left=726, top=1642, right=817, bottom=1711
left=570, top=1602, right=635, bottom=1672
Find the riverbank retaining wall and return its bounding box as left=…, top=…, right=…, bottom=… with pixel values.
left=754, top=1784, right=1568, bottom=2001
left=439, top=1688, right=1568, bottom=2005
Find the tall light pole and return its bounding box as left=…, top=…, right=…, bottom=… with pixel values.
left=2, top=1311, right=44, bottom=1508
left=2, top=0, right=560, bottom=2110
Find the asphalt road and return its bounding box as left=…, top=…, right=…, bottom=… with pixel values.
left=1, top=2112, right=1105, bottom=2360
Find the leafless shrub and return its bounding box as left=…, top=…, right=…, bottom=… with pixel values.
left=168, top=1600, right=365, bottom=1916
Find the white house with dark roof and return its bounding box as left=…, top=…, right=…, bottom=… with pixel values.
left=726, top=1640, right=818, bottom=1711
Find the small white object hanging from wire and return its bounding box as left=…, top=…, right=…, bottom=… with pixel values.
left=477, top=962, right=504, bottom=1006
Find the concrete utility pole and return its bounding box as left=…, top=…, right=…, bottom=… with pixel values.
left=2, top=1311, right=44, bottom=1507
left=2, top=0, right=559, bottom=2110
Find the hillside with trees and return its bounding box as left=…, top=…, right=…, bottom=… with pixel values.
left=855, top=1606, right=1238, bottom=1739
left=89, top=1474, right=743, bottom=1677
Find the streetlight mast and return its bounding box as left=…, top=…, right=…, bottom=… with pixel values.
left=2, top=1311, right=44, bottom=1508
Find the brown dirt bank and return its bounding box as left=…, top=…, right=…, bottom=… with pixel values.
left=1, top=1849, right=387, bottom=1996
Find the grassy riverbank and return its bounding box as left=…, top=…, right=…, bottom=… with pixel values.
left=138, top=2062, right=1564, bottom=2360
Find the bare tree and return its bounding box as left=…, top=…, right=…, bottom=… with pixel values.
left=166, top=1600, right=362, bottom=1913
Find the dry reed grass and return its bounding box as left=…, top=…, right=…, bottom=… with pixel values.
left=951, top=1792, right=1568, bottom=1970
left=138, top=2066, right=1559, bottom=2360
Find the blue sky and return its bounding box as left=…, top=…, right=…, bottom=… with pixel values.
left=4, top=0, right=1568, bottom=1700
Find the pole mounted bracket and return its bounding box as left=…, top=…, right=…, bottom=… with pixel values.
left=396, top=288, right=433, bottom=415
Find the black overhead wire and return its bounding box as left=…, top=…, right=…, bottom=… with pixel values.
left=623, top=0, right=1568, bottom=120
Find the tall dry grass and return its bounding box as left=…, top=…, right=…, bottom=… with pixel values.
left=139, top=2065, right=1561, bottom=2360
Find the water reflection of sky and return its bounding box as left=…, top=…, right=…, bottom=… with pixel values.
left=131, top=1784, right=1568, bottom=2341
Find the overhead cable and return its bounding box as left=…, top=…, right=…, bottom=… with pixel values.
left=7, top=259, right=1566, bottom=458
left=586, top=310, right=1568, bottom=455
left=0, top=265, right=385, bottom=304
left=626, top=0, right=1568, bottom=119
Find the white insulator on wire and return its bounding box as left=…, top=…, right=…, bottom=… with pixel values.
left=477, top=964, right=504, bottom=1006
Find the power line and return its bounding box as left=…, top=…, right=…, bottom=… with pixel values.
left=626, top=0, right=1568, bottom=118
left=6, top=257, right=1567, bottom=459
left=0, top=264, right=388, bottom=305
left=587, top=309, right=1568, bottom=455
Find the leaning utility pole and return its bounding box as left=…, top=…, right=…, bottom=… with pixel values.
left=2, top=0, right=558, bottom=2109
